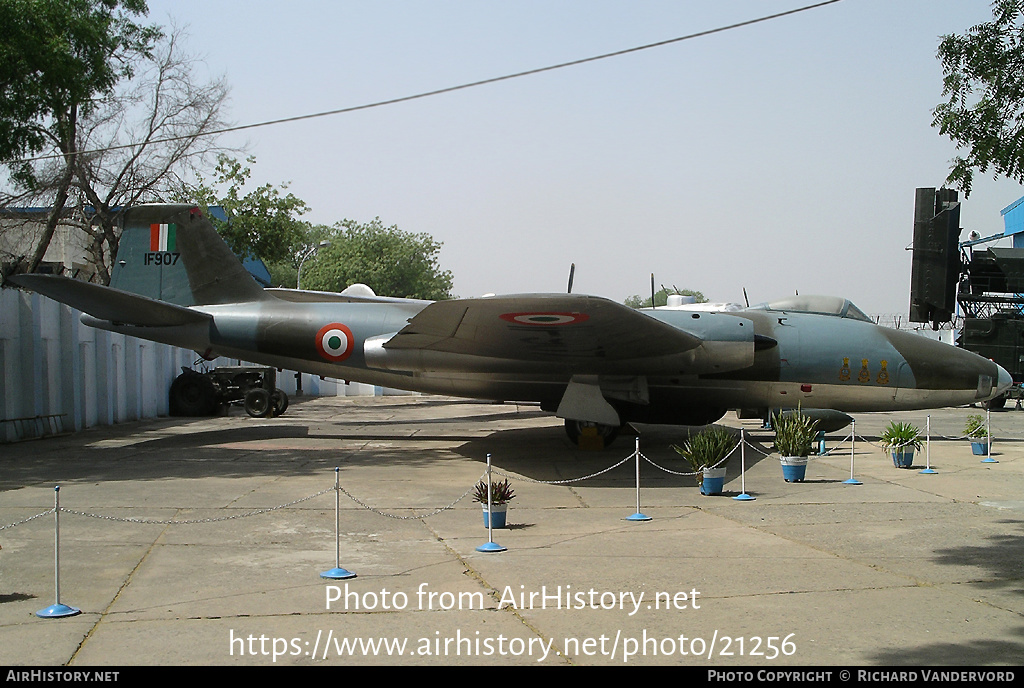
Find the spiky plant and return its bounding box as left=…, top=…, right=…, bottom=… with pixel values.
left=672, top=426, right=737, bottom=487
left=772, top=408, right=820, bottom=457
left=880, top=421, right=922, bottom=452
left=472, top=478, right=516, bottom=505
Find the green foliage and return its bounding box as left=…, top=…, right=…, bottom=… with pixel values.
left=186, top=155, right=311, bottom=265
left=302, top=218, right=454, bottom=300
left=772, top=408, right=820, bottom=457
left=183, top=156, right=454, bottom=297
left=472, top=478, right=516, bottom=505
left=0, top=0, right=160, bottom=183
left=932, top=0, right=1024, bottom=196
left=964, top=414, right=989, bottom=439
left=671, top=426, right=736, bottom=487
left=625, top=286, right=707, bottom=309
left=880, top=421, right=922, bottom=452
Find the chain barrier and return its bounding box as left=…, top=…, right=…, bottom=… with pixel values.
left=58, top=488, right=337, bottom=525
left=2, top=412, right=1002, bottom=607
left=495, top=454, right=635, bottom=485
left=337, top=478, right=483, bottom=520
left=639, top=441, right=742, bottom=477
left=0, top=414, right=1003, bottom=537
left=0, top=509, right=55, bottom=532
left=817, top=432, right=853, bottom=456
left=0, top=471, right=493, bottom=533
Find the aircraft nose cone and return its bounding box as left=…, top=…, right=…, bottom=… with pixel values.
left=995, top=364, right=1014, bottom=396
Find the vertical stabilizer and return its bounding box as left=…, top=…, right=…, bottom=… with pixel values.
left=110, top=205, right=267, bottom=306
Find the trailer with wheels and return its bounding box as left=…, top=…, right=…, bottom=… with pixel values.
left=169, top=366, right=288, bottom=417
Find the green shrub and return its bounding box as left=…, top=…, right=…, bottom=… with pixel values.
left=772, top=409, right=819, bottom=457
left=672, top=426, right=737, bottom=487
left=880, top=421, right=922, bottom=452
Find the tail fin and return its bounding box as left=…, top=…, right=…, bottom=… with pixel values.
left=111, top=205, right=267, bottom=306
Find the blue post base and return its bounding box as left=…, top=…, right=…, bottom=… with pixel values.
left=36, top=603, right=80, bottom=618
left=476, top=541, right=506, bottom=553
left=626, top=512, right=651, bottom=521
left=732, top=493, right=755, bottom=501
left=320, top=567, right=357, bottom=580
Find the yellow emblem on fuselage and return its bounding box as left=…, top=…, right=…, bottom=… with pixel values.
left=858, top=359, right=870, bottom=383
left=876, top=360, right=889, bottom=385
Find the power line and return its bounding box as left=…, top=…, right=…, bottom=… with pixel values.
left=18, top=0, right=843, bottom=164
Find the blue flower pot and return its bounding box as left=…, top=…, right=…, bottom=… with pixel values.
left=891, top=449, right=914, bottom=468
left=971, top=441, right=987, bottom=456
left=482, top=505, right=507, bottom=528
left=780, top=456, right=808, bottom=482
left=700, top=467, right=727, bottom=495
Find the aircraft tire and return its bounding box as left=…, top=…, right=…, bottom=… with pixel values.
left=169, top=372, right=218, bottom=416
left=244, top=388, right=273, bottom=418
left=564, top=419, right=620, bottom=449
left=271, top=388, right=289, bottom=417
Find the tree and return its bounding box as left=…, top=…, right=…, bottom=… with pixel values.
left=301, top=218, right=453, bottom=300
left=69, top=27, right=232, bottom=283
left=0, top=0, right=159, bottom=171
left=186, top=154, right=310, bottom=267
left=933, top=0, right=1024, bottom=196
left=1, top=0, right=160, bottom=277
left=181, top=159, right=453, bottom=297
left=625, top=286, right=707, bottom=309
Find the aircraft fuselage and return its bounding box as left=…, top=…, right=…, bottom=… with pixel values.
left=82, top=294, right=1009, bottom=427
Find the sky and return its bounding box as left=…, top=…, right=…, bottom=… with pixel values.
left=143, top=0, right=1024, bottom=316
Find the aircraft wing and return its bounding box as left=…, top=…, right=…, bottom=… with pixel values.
left=6, top=275, right=211, bottom=327
left=380, top=294, right=702, bottom=368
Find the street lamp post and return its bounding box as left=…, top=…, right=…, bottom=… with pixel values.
left=297, top=240, right=330, bottom=290
left=295, top=240, right=330, bottom=397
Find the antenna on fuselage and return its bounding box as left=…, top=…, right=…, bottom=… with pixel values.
left=651, top=274, right=656, bottom=309
left=743, top=288, right=750, bottom=308
left=567, top=263, right=575, bottom=294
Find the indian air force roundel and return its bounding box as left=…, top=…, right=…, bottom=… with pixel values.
left=499, top=312, right=590, bottom=325
left=315, top=323, right=355, bottom=362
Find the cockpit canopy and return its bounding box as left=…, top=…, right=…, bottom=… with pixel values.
left=749, top=295, right=872, bottom=323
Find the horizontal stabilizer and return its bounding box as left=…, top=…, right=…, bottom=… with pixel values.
left=7, top=275, right=211, bottom=327
left=265, top=287, right=428, bottom=305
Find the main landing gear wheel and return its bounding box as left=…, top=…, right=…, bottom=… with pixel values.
left=564, top=419, right=621, bottom=450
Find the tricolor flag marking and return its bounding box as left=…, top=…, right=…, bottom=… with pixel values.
left=150, top=224, right=177, bottom=252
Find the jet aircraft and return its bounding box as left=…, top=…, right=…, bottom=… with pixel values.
left=7, top=205, right=1013, bottom=447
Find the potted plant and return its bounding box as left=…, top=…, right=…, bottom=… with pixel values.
left=671, top=426, right=736, bottom=495
left=880, top=421, right=922, bottom=468
left=473, top=478, right=516, bottom=528
left=964, top=414, right=990, bottom=456
left=772, top=408, right=819, bottom=482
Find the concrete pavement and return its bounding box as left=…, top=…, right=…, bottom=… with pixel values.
left=1, top=396, right=1022, bottom=666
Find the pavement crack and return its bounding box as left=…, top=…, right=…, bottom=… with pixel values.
left=418, top=518, right=571, bottom=665
left=66, top=520, right=174, bottom=666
